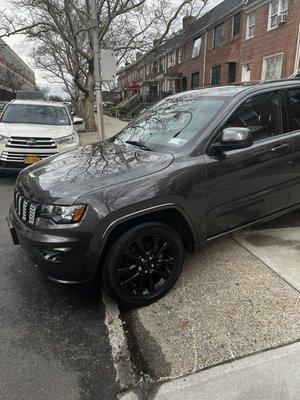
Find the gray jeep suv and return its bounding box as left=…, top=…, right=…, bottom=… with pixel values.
left=8, top=80, right=300, bottom=306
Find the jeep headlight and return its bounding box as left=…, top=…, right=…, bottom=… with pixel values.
left=55, top=134, right=76, bottom=145
left=40, top=204, right=86, bottom=224
left=0, top=134, right=8, bottom=144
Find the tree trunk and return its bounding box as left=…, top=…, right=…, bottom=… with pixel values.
left=82, top=67, right=97, bottom=132
left=74, top=96, right=84, bottom=118
left=83, top=94, right=96, bottom=132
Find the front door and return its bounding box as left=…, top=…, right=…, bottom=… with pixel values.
left=204, top=90, right=293, bottom=237
left=182, top=77, right=188, bottom=91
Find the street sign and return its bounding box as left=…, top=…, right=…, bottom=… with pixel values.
left=100, top=50, right=116, bottom=82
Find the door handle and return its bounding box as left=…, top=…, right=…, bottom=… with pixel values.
left=270, top=143, right=290, bottom=153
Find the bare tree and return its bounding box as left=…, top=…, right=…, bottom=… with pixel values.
left=0, top=0, right=209, bottom=131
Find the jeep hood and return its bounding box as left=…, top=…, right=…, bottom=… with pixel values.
left=18, top=141, right=174, bottom=204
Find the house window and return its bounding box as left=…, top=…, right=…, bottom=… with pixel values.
left=262, top=53, right=283, bottom=80
left=213, top=23, right=225, bottom=49
left=167, top=52, right=175, bottom=67
left=192, top=38, right=202, bottom=58
left=232, top=13, right=241, bottom=37
left=185, top=43, right=190, bottom=60
left=191, top=72, right=200, bottom=89
left=228, top=62, right=237, bottom=83
left=177, top=48, right=183, bottom=64
left=162, top=56, right=167, bottom=72
left=211, top=65, right=221, bottom=85
left=159, top=58, right=163, bottom=72
left=242, top=64, right=251, bottom=82
left=246, top=12, right=256, bottom=39
left=268, top=0, right=288, bottom=30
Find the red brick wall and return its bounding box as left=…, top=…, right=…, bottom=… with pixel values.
left=204, top=14, right=244, bottom=85
left=241, top=0, right=300, bottom=81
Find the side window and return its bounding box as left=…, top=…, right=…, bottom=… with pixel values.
left=224, top=92, right=281, bottom=142
left=285, top=88, right=300, bottom=132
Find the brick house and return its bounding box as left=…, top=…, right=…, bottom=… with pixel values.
left=0, top=39, right=36, bottom=101
left=117, top=0, right=300, bottom=102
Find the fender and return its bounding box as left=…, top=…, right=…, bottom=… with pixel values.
left=89, top=202, right=196, bottom=279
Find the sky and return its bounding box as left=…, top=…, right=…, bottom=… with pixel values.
left=1, top=0, right=223, bottom=96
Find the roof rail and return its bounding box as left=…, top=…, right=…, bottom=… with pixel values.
left=259, top=77, right=300, bottom=85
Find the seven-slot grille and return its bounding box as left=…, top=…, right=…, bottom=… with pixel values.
left=7, top=137, right=57, bottom=149
left=14, top=189, right=39, bottom=225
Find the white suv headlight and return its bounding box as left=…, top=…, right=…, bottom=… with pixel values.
left=0, top=134, right=8, bottom=144
left=55, top=134, right=76, bottom=145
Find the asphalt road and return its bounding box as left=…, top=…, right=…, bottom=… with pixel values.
left=0, top=173, right=117, bottom=400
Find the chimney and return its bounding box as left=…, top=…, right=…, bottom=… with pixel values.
left=183, top=15, right=196, bottom=30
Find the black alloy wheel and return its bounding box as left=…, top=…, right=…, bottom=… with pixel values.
left=102, top=222, right=184, bottom=306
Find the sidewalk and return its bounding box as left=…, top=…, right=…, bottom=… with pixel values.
left=79, top=115, right=128, bottom=146
left=118, top=212, right=300, bottom=399
left=154, top=341, right=300, bottom=400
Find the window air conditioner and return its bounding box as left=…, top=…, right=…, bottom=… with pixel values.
left=277, top=13, right=287, bottom=25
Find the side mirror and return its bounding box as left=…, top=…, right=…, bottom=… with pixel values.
left=212, top=127, right=253, bottom=153
left=73, top=117, right=84, bottom=125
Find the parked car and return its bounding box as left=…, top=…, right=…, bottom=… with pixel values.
left=0, top=99, right=81, bottom=173
left=7, top=79, right=300, bottom=306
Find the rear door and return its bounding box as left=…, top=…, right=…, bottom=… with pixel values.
left=282, top=86, right=300, bottom=205
left=204, top=90, right=293, bottom=237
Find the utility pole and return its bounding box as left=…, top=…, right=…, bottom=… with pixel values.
left=90, top=0, right=105, bottom=141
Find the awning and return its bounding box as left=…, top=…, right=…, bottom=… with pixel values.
left=124, top=82, right=140, bottom=91
left=156, top=73, right=183, bottom=82
left=140, top=80, right=158, bottom=87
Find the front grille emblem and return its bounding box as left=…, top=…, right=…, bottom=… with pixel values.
left=26, top=138, right=36, bottom=146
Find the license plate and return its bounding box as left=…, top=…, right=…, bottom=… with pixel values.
left=24, top=155, right=41, bottom=164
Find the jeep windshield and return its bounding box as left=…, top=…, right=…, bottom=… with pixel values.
left=112, top=95, right=230, bottom=153
left=1, top=104, right=71, bottom=126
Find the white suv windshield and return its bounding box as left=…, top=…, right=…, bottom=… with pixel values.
left=1, top=104, right=71, bottom=125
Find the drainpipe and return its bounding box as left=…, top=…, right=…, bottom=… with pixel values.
left=294, top=19, right=300, bottom=75
left=203, top=30, right=208, bottom=86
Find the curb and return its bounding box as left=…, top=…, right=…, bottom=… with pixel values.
left=102, top=292, right=139, bottom=397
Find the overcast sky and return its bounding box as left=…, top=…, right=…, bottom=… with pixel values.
left=2, top=0, right=223, bottom=96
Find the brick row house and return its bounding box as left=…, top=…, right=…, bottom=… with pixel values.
left=117, top=0, right=300, bottom=103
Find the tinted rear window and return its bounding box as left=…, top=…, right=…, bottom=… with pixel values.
left=285, top=88, right=300, bottom=132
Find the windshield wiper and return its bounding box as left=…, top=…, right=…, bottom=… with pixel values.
left=125, top=140, right=153, bottom=152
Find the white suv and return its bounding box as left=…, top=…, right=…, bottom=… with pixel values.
left=0, top=99, right=81, bottom=174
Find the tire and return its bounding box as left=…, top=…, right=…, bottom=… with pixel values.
left=102, top=222, right=184, bottom=307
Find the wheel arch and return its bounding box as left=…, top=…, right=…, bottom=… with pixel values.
left=92, top=204, right=196, bottom=281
